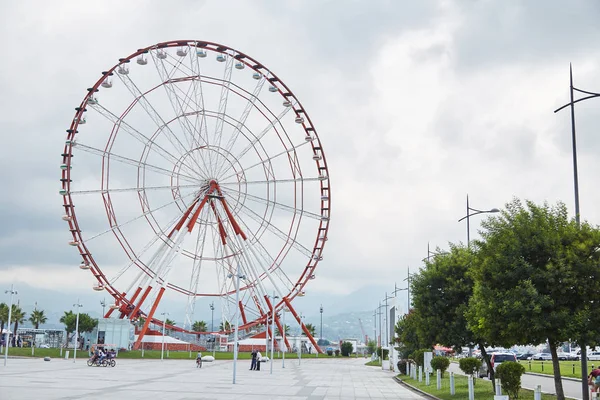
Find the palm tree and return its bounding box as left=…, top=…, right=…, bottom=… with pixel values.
left=275, top=324, right=291, bottom=337
left=29, top=309, right=47, bottom=329
left=11, top=305, right=26, bottom=343
left=0, top=303, right=7, bottom=338
left=60, top=311, right=74, bottom=344
left=219, top=321, right=232, bottom=332
left=304, top=323, right=317, bottom=337
left=192, top=321, right=207, bottom=341
left=164, top=319, right=175, bottom=335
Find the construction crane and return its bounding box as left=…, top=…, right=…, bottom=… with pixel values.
left=358, top=318, right=368, bottom=345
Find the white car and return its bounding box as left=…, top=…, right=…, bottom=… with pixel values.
left=38, top=344, right=50, bottom=349
left=532, top=353, right=552, bottom=361
left=588, top=352, right=600, bottom=361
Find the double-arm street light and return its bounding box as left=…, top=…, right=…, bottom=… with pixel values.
left=73, top=299, right=83, bottom=363
left=228, top=264, right=246, bottom=384
left=554, top=64, right=600, bottom=400
left=458, top=195, right=499, bottom=248
left=160, top=311, right=169, bottom=361
left=3, top=285, right=17, bottom=366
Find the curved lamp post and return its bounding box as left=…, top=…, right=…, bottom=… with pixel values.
left=554, top=63, right=600, bottom=400
left=458, top=195, right=499, bottom=248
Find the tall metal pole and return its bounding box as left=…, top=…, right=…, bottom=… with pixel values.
left=377, top=303, right=383, bottom=368
left=282, top=306, right=286, bottom=368
left=372, top=308, right=376, bottom=350
left=232, top=264, right=244, bottom=384
left=569, top=64, right=586, bottom=400
left=73, top=299, right=82, bottom=363
left=318, top=304, right=323, bottom=359
left=161, top=312, right=168, bottom=361
left=270, top=291, right=278, bottom=375
left=210, top=302, right=215, bottom=357
left=466, top=195, right=471, bottom=248
left=569, top=65, right=581, bottom=227
left=3, top=285, right=17, bottom=366
left=100, top=298, right=106, bottom=317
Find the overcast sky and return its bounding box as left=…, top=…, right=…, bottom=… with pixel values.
left=1, top=0, right=600, bottom=325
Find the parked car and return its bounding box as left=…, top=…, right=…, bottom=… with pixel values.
left=532, top=353, right=552, bottom=361
left=557, top=352, right=579, bottom=361
left=478, top=353, right=517, bottom=378
left=588, top=352, right=600, bottom=361
left=517, top=353, right=534, bottom=360
left=38, top=344, right=50, bottom=349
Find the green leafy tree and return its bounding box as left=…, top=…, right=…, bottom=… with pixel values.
left=192, top=321, right=207, bottom=341
left=411, top=244, right=495, bottom=386
left=29, top=309, right=47, bottom=329
left=341, top=341, right=353, bottom=356
left=366, top=339, right=377, bottom=355
left=60, top=311, right=97, bottom=347
left=164, top=319, right=176, bottom=335
left=468, top=199, right=600, bottom=400
left=10, top=305, right=26, bottom=340
left=394, top=310, right=425, bottom=360
left=60, top=311, right=75, bottom=344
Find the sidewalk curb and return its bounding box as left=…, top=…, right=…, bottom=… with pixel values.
left=393, top=376, right=441, bottom=400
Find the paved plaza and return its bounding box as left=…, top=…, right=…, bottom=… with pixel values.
left=0, top=357, right=424, bottom=400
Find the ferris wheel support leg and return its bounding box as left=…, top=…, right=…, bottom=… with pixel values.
left=283, top=297, right=323, bottom=354
left=133, top=287, right=166, bottom=350
left=238, top=301, right=248, bottom=326
left=119, top=287, right=143, bottom=318
left=128, top=286, right=153, bottom=320
left=263, top=295, right=290, bottom=351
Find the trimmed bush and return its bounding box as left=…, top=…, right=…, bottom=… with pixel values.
left=430, top=356, right=451, bottom=377
left=326, top=349, right=333, bottom=356
left=411, top=348, right=430, bottom=367
left=341, top=342, right=353, bottom=357
left=495, top=361, right=525, bottom=399
left=397, top=359, right=408, bottom=374
left=334, top=349, right=340, bottom=356
left=458, top=357, right=482, bottom=376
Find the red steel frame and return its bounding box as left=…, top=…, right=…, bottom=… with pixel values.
left=60, top=39, right=330, bottom=345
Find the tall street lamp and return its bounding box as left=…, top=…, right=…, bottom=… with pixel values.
left=458, top=194, right=499, bottom=248
left=318, top=304, right=323, bottom=359
left=228, top=264, right=245, bottom=384
left=297, top=313, right=304, bottom=366
left=269, top=291, right=279, bottom=375
left=382, top=293, right=394, bottom=359
left=160, top=312, right=169, bottom=361
left=282, top=306, right=287, bottom=369
left=210, top=302, right=215, bottom=357
left=554, top=64, right=600, bottom=400
left=3, top=284, right=17, bottom=366
left=100, top=298, right=106, bottom=318
left=73, top=299, right=83, bottom=363
left=377, top=303, right=384, bottom=366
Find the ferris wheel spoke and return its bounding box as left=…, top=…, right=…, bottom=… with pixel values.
left=214, top=75, right=267, bottom=178
left=88, top=103, right=196, bottom=176
left=69, top=183, right=201, bottom=195
left=116, top=72, right=208, bottom=180
left=85, top=190, right=197, bottom=242
left=211, top=55, right=235, bottom=178
left=220, top=140, right=311, bottom=182
left=230, top=105, right=295, bottom=166
left=232, top=198, right=313, bottom=259
left=74, top=142, right=199, bottom=185
left=221, top=177, right=322, bottom=186
left=152, top=54, right=211, bottom=176
left=222, top=187, right=321, bottom=221
left=184, top=206, right=211, bottom=328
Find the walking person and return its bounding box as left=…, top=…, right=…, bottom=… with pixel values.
left=256, top=350, right=262, bottom=371
left=250, top=350, right=257, bottom=370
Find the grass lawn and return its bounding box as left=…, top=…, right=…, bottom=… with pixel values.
left=401, top=374, right=558, bottom=400
left=3, top=347, right=356, bottom=361
left=518, top=360, right=595, bottom=379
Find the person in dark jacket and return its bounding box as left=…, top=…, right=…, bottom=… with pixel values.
left=250, top=350, right=257, bottom=370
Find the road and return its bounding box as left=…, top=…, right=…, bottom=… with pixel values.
left=448, top=363, right=587, bottom=400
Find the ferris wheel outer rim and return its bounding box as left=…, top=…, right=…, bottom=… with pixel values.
left=60, top=39, right=331, bottom=313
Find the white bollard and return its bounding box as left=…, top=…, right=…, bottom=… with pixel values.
left=437, top=369, right=441, bottom=390
left=64, top=350, right=69, bottom=360
left=534, top=385, right=542, bottom=400
left=495, top=379, right=502, bottom=395
left=468, top=375, right=475, bottom=400
left=418, top=365, right=423, bottom=382
left=450, top=372, right=455, bottom=395
left=426, top=370, right=430, bottom=386
left=413, top=363, right=417, bottom=379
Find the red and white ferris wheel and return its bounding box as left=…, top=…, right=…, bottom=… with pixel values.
left=59, top=40, right=330, bottom=351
